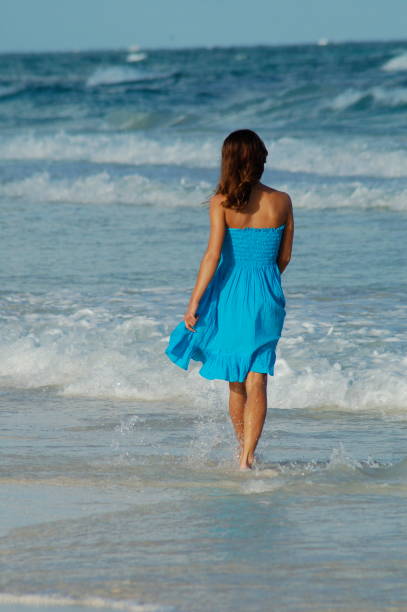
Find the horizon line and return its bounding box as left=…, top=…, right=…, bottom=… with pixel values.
left=0, top=36, right=406, bottom=56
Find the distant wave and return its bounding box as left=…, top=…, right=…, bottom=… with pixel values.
left=270, top=136, right=407, bottom=179
left=1, top=170, right=406, bottom=211
left=328, top=86, right=407, bottom=111
left=0, top=592, right=168, bottom=611
left=327, top=89, right=365, bottom=111
left=0, top=171, right=212, bottom=207
left=1, top=132, right=407, bottom=179
left=286, top=182, right=407, bottom=212
left=86, top=65, right=170, bottom=87
left=381, top=51, right=407, bottom=72
left=0, top=84, right=25, bottom=99
left=0, top=132, right=219, bottom=168
left=106, top=109, right=194, bottom=130
left=126, top=52, right=147, bottom=63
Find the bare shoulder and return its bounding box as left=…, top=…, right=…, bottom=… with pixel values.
left=261, top=184, right=292, bottom=213
left=277, top=190, right=293, bottom=215
left=263, top=185, right=292, bottom=204
left=209, top=193, right=225, bottom=208
left=276, top=188, right=292, bottom=202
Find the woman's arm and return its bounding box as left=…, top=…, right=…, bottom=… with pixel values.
left=184, top=196, right=225, bottom=332
left=277, top=194, right=294, bottom=274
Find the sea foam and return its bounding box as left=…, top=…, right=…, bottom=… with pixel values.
left=1, top=171, right=405, bottom=211
left=1, top=132, right=407, bottom=180
left=0, top=131, right=219, bottom=168
left=381, top=52, right=407, bottom=72
left=86, top=65, right=169, bottom=87
left=0, top=593, right=171, bottom=611
left=271, top=137, right=407, bottom=179
left=0, top=291, right=405, bottom=413
left=126, top=52, right=148, bottom=63
left=328, top=86, right=407, bottom=110
left=0, top=171, right=212, bottom=207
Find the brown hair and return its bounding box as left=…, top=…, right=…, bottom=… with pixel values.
left=214, top=129, right=268, bottom=211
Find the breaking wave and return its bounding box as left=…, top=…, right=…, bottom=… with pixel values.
left=1, top=171, right=406, bottom=210
left=0, top=172, right=212, bottom=207
left=1, top=132, right=407, bottom=179
left=328, top=86, right=407, bottom=110
left=381, top=51, right=407, bottom=72
left=86, top=65, right=172, bottom=87
left=0, top=592, right=169, bottom=611
left=0, top=291, right=405, bottom=412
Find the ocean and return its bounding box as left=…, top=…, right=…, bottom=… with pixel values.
left=1, top=40, right=407, bottom=611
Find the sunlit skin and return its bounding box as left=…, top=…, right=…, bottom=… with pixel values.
left=184, top=181, right=294, bottom=469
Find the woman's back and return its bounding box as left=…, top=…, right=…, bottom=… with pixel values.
left=222, top=183, right=291, bottom=230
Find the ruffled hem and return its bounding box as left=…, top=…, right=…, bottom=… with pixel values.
left=164, top=318, right=206, bottom=371
left=164, top=258, right=283, bottom=382
left=165, top=336, right=278, bottom=383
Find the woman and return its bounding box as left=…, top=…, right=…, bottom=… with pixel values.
left=165, top=129, right=294, bottom=470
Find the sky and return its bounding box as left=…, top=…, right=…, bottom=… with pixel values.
left=1, top=0, right=406, bottom=53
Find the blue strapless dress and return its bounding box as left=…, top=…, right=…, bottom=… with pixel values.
left=164, top=225, right=286, bottom=382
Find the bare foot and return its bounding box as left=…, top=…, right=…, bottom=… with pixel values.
left=239, top=464, right=252, bottom=471
left=239, top=451, right=255, bottom=470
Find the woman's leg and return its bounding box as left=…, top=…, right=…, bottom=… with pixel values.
left=239, top=372, right=268, bottom=469
left=228, top=381, right=247, bottom=453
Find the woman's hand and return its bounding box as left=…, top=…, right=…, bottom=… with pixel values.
left=181, top=196, right=225, bottom=333
left=184, top=303, right=199, bottom=332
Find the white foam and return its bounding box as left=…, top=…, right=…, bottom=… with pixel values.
left=242, top=478, right=283, bottom=494
left=328, top=86, right=407, bottom=110
left=0, top=171, right=211, bottom=207
left=126, top=53, right=147, bottom=63
left=327, top=442, right=363, bottom=471
left=381, top=52, right=407, bottom=72
left=372, top=85, right=407, bottom=106
left=0, top=292, right=405, bottom=412
left=270, top=350, right=407, bottom=413
left=285, top=182, right=407, bottom=211
left=328, top=89, right=364, bottom=111
left=86, top=66, right=165, bottom=87
left=239, top=443, right=387, bottom=494
left=271, top=136, right=407, bottom=178
left=1, top=131, right=406, bottom=179
left=2, top=170, right=406, bottom=210
left=0, top=294, right=207, bottom=404
left=0, top=592, right=169, bottom=611
left=0, top=131, right=219, bottom=168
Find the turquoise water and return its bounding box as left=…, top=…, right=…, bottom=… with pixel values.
left=1, top=41, right=407, bottom=611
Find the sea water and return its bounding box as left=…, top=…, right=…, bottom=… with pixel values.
left=0, top=41, right=407, bottom=612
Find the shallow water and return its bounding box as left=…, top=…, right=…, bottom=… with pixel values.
left=1, top=41, right=407, bottom=611
left=2, top=391, right=407, bottom=611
